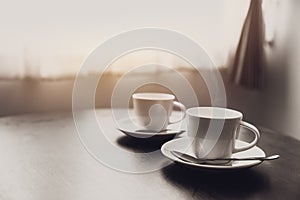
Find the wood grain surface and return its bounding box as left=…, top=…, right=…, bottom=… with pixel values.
left=0, top=109, right=299, bottom=200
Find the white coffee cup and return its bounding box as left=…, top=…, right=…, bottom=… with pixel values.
left=187, top=107, right=260, bottom=159
left=132, top=93, right=186, bottom=131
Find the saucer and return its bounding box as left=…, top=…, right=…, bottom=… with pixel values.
left=161, top=137, right=266, bottom=170
left=116, top=117, right=185, bottom=139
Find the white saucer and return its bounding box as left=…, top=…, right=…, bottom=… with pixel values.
left=116, top=117, right=185, bottom=139
left=161, top=137, right=266, bottom=170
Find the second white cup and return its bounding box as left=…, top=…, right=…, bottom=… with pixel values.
left=132, top=93, right=186, bottom=132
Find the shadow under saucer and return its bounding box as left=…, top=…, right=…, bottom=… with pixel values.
left=161, top=163, right=270, bottom=200
left=117, top=135, right=180, bottom=153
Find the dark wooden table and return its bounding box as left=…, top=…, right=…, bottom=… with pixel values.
left=0, top=109, right=299, bottom=200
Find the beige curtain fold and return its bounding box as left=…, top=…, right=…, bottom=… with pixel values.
left=230, top=0, right=265, bottom=89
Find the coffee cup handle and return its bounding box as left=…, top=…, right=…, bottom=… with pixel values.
left=169, top=101, right=186, bottom=124
left=233, top=121, right=260, bottom=153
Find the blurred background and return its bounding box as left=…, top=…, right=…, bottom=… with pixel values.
left=1, top=0, right=300, bottom=140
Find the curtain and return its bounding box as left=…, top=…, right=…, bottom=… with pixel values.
left=229, top=0, right=265, bottom=89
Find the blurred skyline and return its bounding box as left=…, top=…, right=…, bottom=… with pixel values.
left=0, top=0, right=250, bottom=78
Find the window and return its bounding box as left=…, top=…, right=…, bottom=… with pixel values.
left=0, top=0, right=250, bottom=79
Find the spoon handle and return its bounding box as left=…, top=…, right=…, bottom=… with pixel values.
left=171, top=150, right=280, bottom=164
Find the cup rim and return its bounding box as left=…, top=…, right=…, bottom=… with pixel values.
left=132, top=93, right=175, bottom=101
left=186, top=107, right=243, bottom=119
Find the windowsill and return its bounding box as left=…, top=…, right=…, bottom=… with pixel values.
left=0, top=66, right=227, bottom=81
